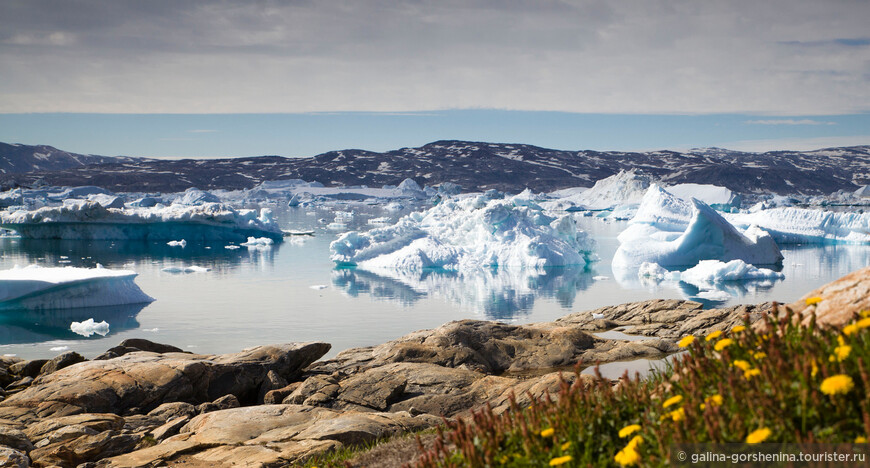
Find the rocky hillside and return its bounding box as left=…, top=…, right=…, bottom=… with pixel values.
left=0, top=142, right=143, bottom=175
left=1, top=141, right=868, bottom=195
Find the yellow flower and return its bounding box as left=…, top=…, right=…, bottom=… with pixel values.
left=541, top=427, right=555, bottom=437
left=820, top=374, right=854, bottom=395
left=857, top=317, right=870, bottom=330
left=805, top=296, right=822, bottom=305
left=856, top=436, right=867, bottom=443
left=705, top=330, right=723, bottom=341
left=732, top=359, right=751, bottom=371
left=844, top=324, right=859, bottom=336
left=614, top=446, right=640, bottom=466
left=744, top=368, right=761, bottom=379
left=619, top=424, right=642, bottom=438
left=714, top=338, right=734, bottom=351
left=861, top=310, right=870, bottom=318
left=627, top=435, right=643, bottom=447
left=549, top=455, right=573, bottom=466
left=668, top=408, right=685, bottom=422
left=753, top=351, right=767, bottom=360
left=560, top=441, right=572, bottom=451
left=678, top=335, right=695, bottom=348
left=499, top=455, right=509, bottom=464
left=811, top=360, right=819, bottom=378
left=663, top=395, right=683, bottom=408
left=833, top=345, right=852, bottom=362
left=746, top=427, right=771, bottom=444
left=705, top=394, right=723, bottom=407
left=731, top=325, right=746, bottom=333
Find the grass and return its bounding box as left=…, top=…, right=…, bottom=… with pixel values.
left=411, top=303, right=870, bottom=467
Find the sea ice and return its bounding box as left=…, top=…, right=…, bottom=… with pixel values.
left=70, top=318, right=110, bottom=337
left=0, top=265, right=154, bottom=310
left=330, top=194, right=596, bottom=272
left=0, top=201, right=282, bottom=242
left=167, top=239, right=187, bottom=247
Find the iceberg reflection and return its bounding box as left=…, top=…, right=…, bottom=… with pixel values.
left=0, top=302, right=147, bottom=345
left=332, top=265, right=593, bottom=320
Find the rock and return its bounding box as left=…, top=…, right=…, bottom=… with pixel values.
left=5, top=377, right=33, bottom=392
left=146, top=402, right=196, bottom=423
left=118, top=339, right=184, bottom=354
left=196, top=394, right=240, bottom=415
left=33, top=424, right=98, bottom=448
left=336, top=369, right=407, bottom=411
left=8, top=360, right=48, bottom=379
left=40, top=352, right=87, bottom=376
left=0, top=356, right=22, bottom=388
left=24, top=413, right=125, bottom=443
left=150, top=416, right=189, bottom=442
left=783, top=265, right=870, bottom=328
left=0, top=342, right=330, bottom=421
left=0, top=426, right=33, bottom=452
left=283, top=375, right=339, bottom=405
left=30, top=430, right=142, bottom=467
left=263, top=382, right=301, bottom=405
left=0, top=447, right=29, bottom=468
left=257, top=369, right=289, bottom=403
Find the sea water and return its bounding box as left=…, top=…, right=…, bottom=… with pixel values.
left=1, top=203, right=868, bottom=360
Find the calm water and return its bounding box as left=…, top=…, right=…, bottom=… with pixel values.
left=2, top=203, right=868, bottom=360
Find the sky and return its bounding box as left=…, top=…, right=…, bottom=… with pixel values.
left=1, top=0, right=869, bottom=158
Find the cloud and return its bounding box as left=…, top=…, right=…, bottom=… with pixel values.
left=1, top=0, right=869, bottom=114
left=744, top=119, right=837, bottom=125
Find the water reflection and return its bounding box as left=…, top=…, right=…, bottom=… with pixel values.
left=0, top=302, right=147, bottom=345
left=332, top=265, right=594, bottom=320
left=0, top=238, right=278, bottom=272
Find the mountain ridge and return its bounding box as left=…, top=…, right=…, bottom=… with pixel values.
left=0, top=140, right=867, bottom=195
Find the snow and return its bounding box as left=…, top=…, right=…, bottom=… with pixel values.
left=224, top=245, right=240, bottom=250
left=613, top=196, right=783, bottom=269
left=70, top=319, right=110, bottom=337
left=0, top=265, right=154, bottom=310
left=330, top=194, right=596, bottom=272
left=0, top=202, right=283, bottom=242
left=167, top=239, right=187, bottom=247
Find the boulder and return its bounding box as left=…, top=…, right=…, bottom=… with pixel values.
left=8, top=360, right=48, bottom=379
left=146, top=402, right=196, bottom=423
left=196, top=394, right=240, bottom=415
left=0, top=447, right=29, bottom=468
left=40, top=351, right=87, bottom=375
left=0, top=343, right=330, bottom=422
left=783, top=265, right=870, bottom=328
left=29, top=430, right=142, bottom=467
left=0, top=426, right=32, bottom=452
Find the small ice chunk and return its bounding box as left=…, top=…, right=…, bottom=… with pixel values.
left=70, top=318, right=110, bottom=337
left=49, top=346, right=69, bottom=351
left=241, top=237, right=274, bottom=247
left=225, top=245, right=241, bottom=250
left=310, top=284, right=328, bottom=290
left=592, top=275, right=609, bottom=281
left=695, top=290, right=732, bottom=301
left=161, top=265, right=211, bottom=273
left=591, top=313, right=605, bottom=319
left=167, top=239, right=187, bottom=247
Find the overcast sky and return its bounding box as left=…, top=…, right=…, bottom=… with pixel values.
left=2, top=0, right=869, bottom=115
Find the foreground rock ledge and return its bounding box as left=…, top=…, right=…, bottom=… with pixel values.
left=2, top=267, right=867, bottom=467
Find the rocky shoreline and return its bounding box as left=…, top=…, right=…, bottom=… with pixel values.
left=1, top=267, right=866, bottom=467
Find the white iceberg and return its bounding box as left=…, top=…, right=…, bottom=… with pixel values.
left=167, top=239, right=187, bottom=247
left=70, top=318, right=110, bottom=337
left=666, top=183, right=741, bottom=210
left=613, top=192, right=782, bottom=269
left=549, top=170, right=652, bottom=211
left=726, top=208, right=870, bottom=245
left=172, top=187, right=222, bottom=205
left=0, top=201, right=282, bottom=243
left=330, top=194, right=596, bottom=272
left=161, top=265, right=211, bottom=273
left=679, top=259, right=784, bottom=287
left=0, top=265, right=154, bottom=310
left=86, top=193, right=126, bottom=209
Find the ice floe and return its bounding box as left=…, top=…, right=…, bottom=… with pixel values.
left=70, top=318, right=110, bottom=337
left=161, top=265, right=211, bottom=273
left=0, top=201, right=282, bottom=242
left=330, top=193, right=596, bottom=272
left=0, top=265, right=154, bottom=310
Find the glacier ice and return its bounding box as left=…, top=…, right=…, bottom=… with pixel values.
left=0, top=201, right=283, bottom=242
left=0, top=265, right=154, bottom=311
left=726, top=208, right=870, bottom=245
left=679, top=259, right=784, bottom=288
left=173, top=187, right=222, bottom=205
left=330, top=194, right=596, bottom=272
left=70, top=318, right=110, bottom=337
left=613, top=189, right=782, bottom=269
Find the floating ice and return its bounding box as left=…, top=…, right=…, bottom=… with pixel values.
left=0, top=265, right=154, bottom=310
left=666, top=184, right=741, bottom=210
left=172, top=187, right=222, bottom=205
left=613, top=192, right=782, bottom=269
left=49, top=346, right=69, bottom=351
left=167, top=239, right=187, bottom=247
left=161, top=265, right=211, bottom=273
left=224, top=245, right=241, bottom=250
left=679, top=259, right=784, bottom=288
left=0, top=202, right=282, bottom=242
left=70, top=318, right=110, bottom=337
left=241, top=237, right=274, bottom=246
left=310, top=284, right=327, bottom=290
left=86, top=193, right=126, bottom=209
left=726, top=208, right=870, bottom=245
left=638, top=262, right=679, bottom=280
left=547, top=170, right=652, bottom=212
left=330, top=195, right=596, bottom=272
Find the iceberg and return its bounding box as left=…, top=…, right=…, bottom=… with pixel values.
left=86, top=193, right=126, bottom=209
left=330, top=194, right=596, bottom=272
left=666, top=184, right=741, bottom=210
left=70, top=318, right=110, bottom=337
left=613, top=195, right=782, bottom=269
left=726, top=208, right=870, bottom=245
left=172, top=187, right=222, bottom=205
left=0, top=265, right=154, bottom=311
left=549, top=170, right=652, bottom=211
left=679, top=260, right=784, bottom=288
left=0, top=201, right=283, bottom=243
